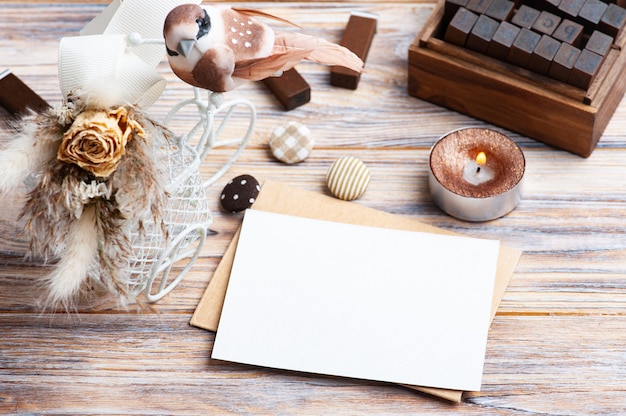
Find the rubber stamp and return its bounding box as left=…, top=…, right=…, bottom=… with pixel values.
left=330, top=12, right=378, bottom=90
left=0, top=69, right=49, bottom=116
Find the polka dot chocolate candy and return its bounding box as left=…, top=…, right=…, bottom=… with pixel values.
left=220, top=174, right=261, bottom=213
left=326, top=156, right=370, bottom=201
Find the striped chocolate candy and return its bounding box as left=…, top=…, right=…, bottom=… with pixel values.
left=326, top=156, right=370, bottom=201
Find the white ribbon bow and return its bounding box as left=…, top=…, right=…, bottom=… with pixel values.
left=58, top=0, right=200, bottom=108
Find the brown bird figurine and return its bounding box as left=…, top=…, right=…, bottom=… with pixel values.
left=163, top=4, right=364, bottom=92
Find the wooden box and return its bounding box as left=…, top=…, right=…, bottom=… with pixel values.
left=408, top=0, right=626, bottom=157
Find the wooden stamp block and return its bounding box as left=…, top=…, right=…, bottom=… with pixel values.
left=508, top=28, right=541, bottom=68
left=444, top=0, right=469, bottom=22
left=558, top=0, right=586, bottom=17
left=585, top=30, right=613, bottom=56
left=599, top=3, right=626, bottom=37
left=467, top=14, right=500, bottom=53
left=330, top=12, right=378, bottom=90
left=487, top=21, right=521, bottom=60
left=569, top=48, right=603, bottom=89
left=465, top=0, right=494, bottom=14
left=262, top=68, right=311, bottom=111
left=444, top=7, right=479, bottom=46
left=484, top=0, right=514, bottom=21
left=530, top=35, right=562, bottom=74
left=549, top=42, right=582, bottom=82
left=511, top=5, right=541, bottom=29
left=552, top=19, right=584, bottom=46
left=0, top=69, right=49, bottom=116
left=533, top=11, right=562, bottom=35
left=578, top=0, right=608, bottom=26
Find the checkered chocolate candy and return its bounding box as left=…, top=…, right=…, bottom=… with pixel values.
left=326, top=156, right=370, bottom=201
left=220, top=174, right=261, bottom=213
left=269, top=121, right=314, bottom=164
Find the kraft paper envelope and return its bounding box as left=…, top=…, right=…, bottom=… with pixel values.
left=191, top=180, right=521, bottom=402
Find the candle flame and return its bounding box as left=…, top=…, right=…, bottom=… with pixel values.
left=475, top=151, right=487, bottom=166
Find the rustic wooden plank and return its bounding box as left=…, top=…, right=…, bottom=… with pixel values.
left=0, top=315, right=624, bottom=414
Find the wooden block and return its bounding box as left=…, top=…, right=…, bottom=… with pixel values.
left=444, top=0, right=469, bottom=23
left=508, top=28, right=542, bottom=68
left=0, top=69, right=49, bottom=116
left=533, top=11, right=562, bottom=36
left=552, top=19, right=584, bottom=46
left=558, top=0, right=586, bottom=17
left=465, top=0, right=494, bottom=14
left=487, top=21, right=521, bottom=60
left=545, top=0, right=562, bottom=7
left=511, top=5, right=541, bottom=29
left=549, top=42, right=582, bottom=82
left=599, top=3, right=626, bottom=37
left=467, top=14, right=500, bottom=53
left=578, top=0, right=608, bottom=26
left=444, top=7, right=479, bottom=46
left=330, top=12, right=378, bottom=90
left=569, top=48, right=603, bottom=89
left=585, top=30, right=613, bottom=56
left=529, top=35, right=562, bottom=74
left=484, top=0, right=514, bottom=21
left=262, top=68, right=311, bottom=111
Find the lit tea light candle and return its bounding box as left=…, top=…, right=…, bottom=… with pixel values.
left=428, top=128, right=525, bottom=222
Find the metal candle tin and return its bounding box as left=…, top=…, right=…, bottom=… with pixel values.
left=428, top=128, right=525, bottom=222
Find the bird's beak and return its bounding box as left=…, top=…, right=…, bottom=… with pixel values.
left=178, top=39, right=196, bottom=58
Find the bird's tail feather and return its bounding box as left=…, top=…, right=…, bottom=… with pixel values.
left=233, top=31, right=364, bottom=82
left=234, top=48, right=312, bottom=80
left=274, top=31, right=364, bottom=73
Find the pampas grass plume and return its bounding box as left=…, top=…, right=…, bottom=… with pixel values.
left=0, top=115, right=58, bottom=194
left=41, top=204, right=98, bottom=310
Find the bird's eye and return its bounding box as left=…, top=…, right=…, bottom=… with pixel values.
left=166, top=46, right=179, bottom=57
left=196, top=9, right=211, bottom=39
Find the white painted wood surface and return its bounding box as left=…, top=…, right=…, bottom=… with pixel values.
left=1, top=2, right=625, bottom=414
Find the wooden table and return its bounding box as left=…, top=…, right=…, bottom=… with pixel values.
left=1, top=1, right=625, bottom=414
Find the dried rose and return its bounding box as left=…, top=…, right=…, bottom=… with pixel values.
left=57, top=107, right=144, bottom=178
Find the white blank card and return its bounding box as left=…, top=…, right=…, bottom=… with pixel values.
left=211, top=209, right=500, bottom=391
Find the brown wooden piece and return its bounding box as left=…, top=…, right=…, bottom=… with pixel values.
left=530, top=35, right=562, bottom=74
left=558, top=0, right=586, bottom=17
left=585, top=30, right=613, bottom=56
left=552, top=19, right=584, bottom=46
left=484, top=0, right=514, bottom=21
left=0, top=69, right=49, bottom=116
left=262, top=68, right=311, bottom=111
left=569, top=48, right=603, bottom=88
left=511, top=5, right=541, bottom=29
left=487, top=21, right=521, bottom=60
left=330, top=12, right=377, bottom=90
left=444, top=0, right=469, bottom=23
left=508, top=28, right=542, bottom=68
left=444, top=7, right=479, bottom=46
left=532, top=11, right=562, bottom=36
left=465, top=0, right=494, bottom=14
left=549, top=42, right=582, bottom=82
left=467, top=14, right=500, bottom=53
left=599, top=3, right=626, bottom=37
left=578, top=0, right=608, bottom=27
